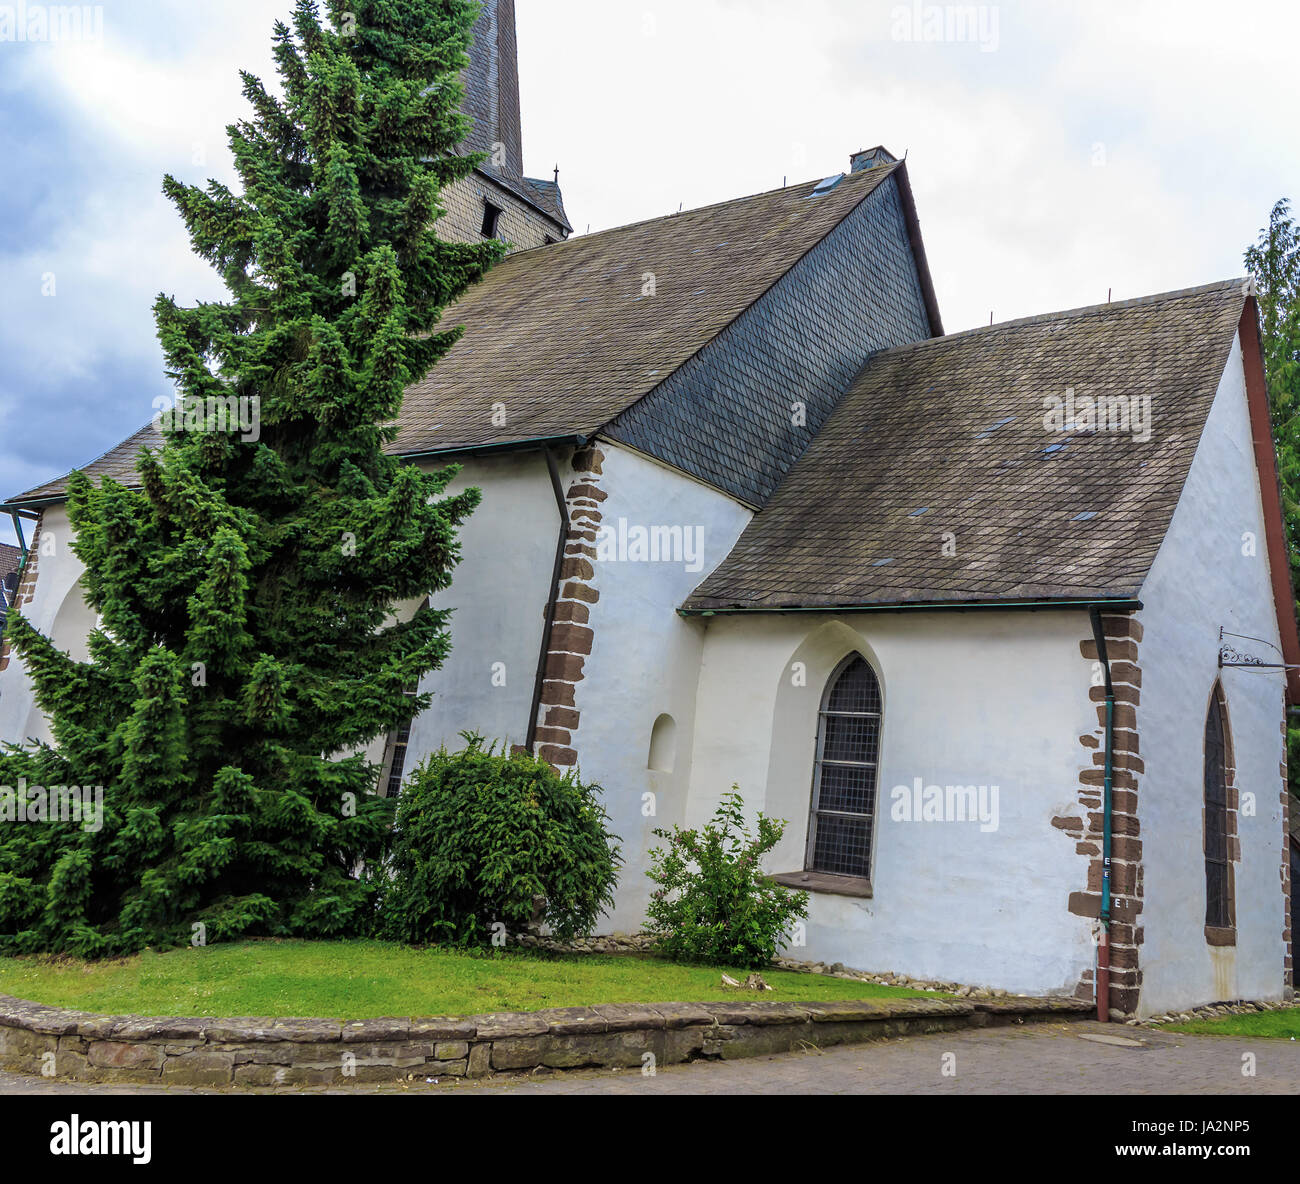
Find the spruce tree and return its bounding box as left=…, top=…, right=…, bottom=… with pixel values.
left=0, top=0, right=503, bottom=956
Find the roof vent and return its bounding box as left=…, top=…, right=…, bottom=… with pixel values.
left=809, top=174, right=845, bottom=198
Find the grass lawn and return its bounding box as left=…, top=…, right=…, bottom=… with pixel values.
left=0, top=940, right=939, bottom=1020
left=1160, top=1008, right=1300, bottom=1039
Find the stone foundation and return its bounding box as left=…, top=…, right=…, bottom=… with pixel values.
left=1141, top=997, right=1296, bottom=1027
left=0, top=993, right=1091, bottom=1088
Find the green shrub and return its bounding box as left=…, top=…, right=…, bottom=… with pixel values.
left=378, top=734, right=620, bottom=946
left=645, top=789, right=809, bottom=968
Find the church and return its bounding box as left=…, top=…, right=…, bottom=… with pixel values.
left=1, top=0, right=1295, bottom=1020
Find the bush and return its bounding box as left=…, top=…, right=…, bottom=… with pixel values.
left=378, top=734, right=620, bottom=946
left=645, top=789, right=808, bottom=968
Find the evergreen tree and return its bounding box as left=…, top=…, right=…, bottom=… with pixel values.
left=1246, top=199, right=1300, bottom=797
left=0, top=0, right=502, bottom=956
left=1246, top=199, right=1300, bottom=583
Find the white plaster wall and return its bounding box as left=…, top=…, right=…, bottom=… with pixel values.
left=403, top=450, right=562, bottom=763
left=571, top=445, right=753, bottom=932
left=0, top=505, right=94, bottom=747
left=1135, top=333, right=1288, bottom=1016
left=686, top=610, right=1099, bottom=995
left=1, top=455, right=560, bottom=773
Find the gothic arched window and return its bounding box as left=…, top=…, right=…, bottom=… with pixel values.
left=1203, top=688, right=1233, bottom=933
left=807, top=655, right=882, bottom=879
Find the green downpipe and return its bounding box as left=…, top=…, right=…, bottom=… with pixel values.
left=7, top=510, right=29, bottom=578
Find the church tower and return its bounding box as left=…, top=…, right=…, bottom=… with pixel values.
left=438, top=0, right=571, bottom=251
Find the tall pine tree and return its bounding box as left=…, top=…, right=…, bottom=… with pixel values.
left=0, top=0, right=503, bottom=956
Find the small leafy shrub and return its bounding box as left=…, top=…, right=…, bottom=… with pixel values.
left=645, top=789, right=808, bottom=968
left=378, top=734, right=620, bottom=946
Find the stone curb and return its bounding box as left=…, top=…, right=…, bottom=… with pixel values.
left=0, top=992, right=1092, bottom=1088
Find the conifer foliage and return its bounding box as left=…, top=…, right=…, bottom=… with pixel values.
left=1246, top=199, right=1300, bottom=796
left=0, top=0, right=502, bottom=955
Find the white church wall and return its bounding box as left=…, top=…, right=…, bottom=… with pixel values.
left=572, top=444, right=753, bottom=932
left=0, top=504, right=94, bottom=747
left=403, top=449, right=562, bottom=762
left=685, top=609, right=1099, bottom=994
left=1135, top=332, right=1288, bottom=1016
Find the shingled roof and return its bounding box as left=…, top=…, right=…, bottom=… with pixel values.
left=685, top=280, right=1252, bottom=612
left=6, top=162, right=929, bottom=507
left=0, top=542, right=20, bottom=585
left=0, top=542, right=20, bottom=613
left=460, top=0, right=570, bottom=231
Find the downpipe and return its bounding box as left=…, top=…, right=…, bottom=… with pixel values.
left=1089, top=605, right=1116, bottom=1023
left=7, top=510, right=30, bottom=576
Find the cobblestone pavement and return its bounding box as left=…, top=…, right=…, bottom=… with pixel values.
left=1, top=1022, right=1296, bottom=1095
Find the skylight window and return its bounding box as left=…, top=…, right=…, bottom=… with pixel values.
left=809, top=175, right=845, bottom=198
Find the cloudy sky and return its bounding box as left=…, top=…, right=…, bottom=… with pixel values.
left=1, top=0, right=1297, bottom=546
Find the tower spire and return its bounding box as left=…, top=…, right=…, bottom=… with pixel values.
left=462, top=0, right=524, bottom=182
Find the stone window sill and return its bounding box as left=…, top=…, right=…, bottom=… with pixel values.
left=770, top=871, right=873, bottom=899
left=1204, top=925, right=1237, bottom=948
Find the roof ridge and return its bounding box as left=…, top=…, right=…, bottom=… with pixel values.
left=513, top=163, right=899, bottom=255
left=869, top=277, right=1248, bottom=358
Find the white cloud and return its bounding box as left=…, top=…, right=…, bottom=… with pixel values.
left=519, top=0, right=1300, bottom=329
left=2, top=0, right=1297, bottom=522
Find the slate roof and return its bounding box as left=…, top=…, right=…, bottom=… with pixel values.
left=462, top=0, right=524, bottom=179
left=398, top=163, right=911, bottom=455
left=0, top=542, right=21, bottom=612
left=5, top=163, right=918, bottom=506
left=460, top=0, right=570, bottom=232
left=685, top=280, right=1251, bottom=611
left=520, top=175, right=570, bottom=231
left=0, top=543, right=19, bottom=583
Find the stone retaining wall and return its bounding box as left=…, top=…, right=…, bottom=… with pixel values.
left=0, top=994, right=1092, bottom=1088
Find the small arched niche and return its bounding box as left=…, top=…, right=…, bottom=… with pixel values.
left=647, top=713, right=677, bottom=774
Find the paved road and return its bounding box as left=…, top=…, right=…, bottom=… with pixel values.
left=1, top=1022, right=1296, bottom=1094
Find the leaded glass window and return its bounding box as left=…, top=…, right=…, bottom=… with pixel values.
left=1204, top=693, right=1231, bottom=929
left=807, top=656, right=882, bottom=878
